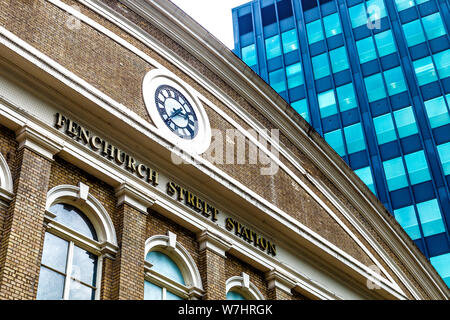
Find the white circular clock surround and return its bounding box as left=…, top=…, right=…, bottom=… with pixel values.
left=142, top=70, right=211, bottom=154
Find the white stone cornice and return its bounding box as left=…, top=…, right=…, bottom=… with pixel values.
left=0, top=188, right=13, bottom=203
left=197, top=229, right=232, bottom=258
left=115, top=182, right=156, bottom=214
left=15, top=124, right=63, bottom=161
left=99, top=241, right=119, bottom=260
left=265, top=269, right=296, bottom=296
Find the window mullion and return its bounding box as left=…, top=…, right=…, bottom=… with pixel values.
left=63, top=241, right=75, bottom=300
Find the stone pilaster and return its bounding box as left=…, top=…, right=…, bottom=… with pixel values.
left=0, top=146, right=52, bottom=299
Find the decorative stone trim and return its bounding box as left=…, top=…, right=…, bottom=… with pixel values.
left=197, top=230, right=232, bottom=258
left=115, top=182, right=155, bottom=214
left=46, top=184, right=118, bottom=247
left=0, top=151, right=13, bottom=203
left=15, top=124, right=62, bottom=161
left=226, top=273, right=264, bottom=300
left=145, top=233, right=204, bottom=292
left=265, top=269, right=296, bottom=296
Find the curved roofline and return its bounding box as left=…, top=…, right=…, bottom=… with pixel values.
left=114, top=0, right=449, bottom=298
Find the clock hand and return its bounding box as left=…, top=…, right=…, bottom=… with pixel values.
left=169, top=108, right=182, bottom=118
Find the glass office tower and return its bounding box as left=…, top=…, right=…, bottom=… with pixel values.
left=232, top=0, right=450, bottom=286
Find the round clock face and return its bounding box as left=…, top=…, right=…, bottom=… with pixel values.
left=155, top=85, right=199, bottom=140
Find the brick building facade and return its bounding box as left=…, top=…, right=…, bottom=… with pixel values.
left=0, top=0, right=447, bottom=300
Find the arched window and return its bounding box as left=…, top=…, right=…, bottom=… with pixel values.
left=144, top=251, right=185, bottom=300
left=37, top=184, right=117, bottom=300
left=0, top=152, right=13, bottom=202
left=144, top=233, right=203, bottom=300
left=226, top=273, right=264, bottom=300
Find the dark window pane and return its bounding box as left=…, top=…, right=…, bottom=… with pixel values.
left=50, top=203, right=98, bottom=240
left=41, top=232, right=69, bottom=273
left=36, top=266, right=65, bottom=300
left=262, top=4, right=277, bottom=26
left=238, top=13, right=253, bottom=35
left=277, top=0, right=293, bottom=20
left=302, top=0, right=318, bottom=11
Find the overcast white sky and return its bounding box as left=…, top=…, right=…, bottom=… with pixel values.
left=170, top=0, right=251, bottom=49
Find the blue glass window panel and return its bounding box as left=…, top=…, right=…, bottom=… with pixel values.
left=41, top=232, right=69, bottom=273
left=241, top=44, right=257, bottom=66
left=373, top=113, right=397, bottom=144
left=312, top=53, right=330, bottom=79
left=281, top=29, right=298, bottom=54
left=436, top=142, right=450, bottom=175
left=166, top=290, right=183, bottom=300
left=50, top=203, right=97, bottom=240
left=348, top=3, right=367, bottom=29
left=306, top=19, right=324, bottom=44
left=404, top=150, right=431, bottom=185
left=415, top=0, right=431, bottom=3
left=344, top=123, right=366, bottom=154
left=393, top=106, right=418, bottom=138
left=423, top=96, right=450, bottom=128
left=402, top=20, right=426, bottom=47
left=417, top=199, right=445, bottom=237
left=366, top=0, right=387, bottom=19
left=430, top=253, right=450, bottom=287
left=383, top=157, right=408, bottom=191
left=324, top=129, right=346, bottom=156
left=323, top=13, right=342, bottom=38
left=434, top=50, right=450, bottom=79
left=146, top=251, right=185, bottom=285
left=227, top=291, right=246, bottom=300
left=422, top=13, right=446, bottom=41
left=413, top=56, right=438, bottom=85
left=356, top=37, right=377, bottom=63
left=269, top=69, right=287, bottom=93
left=393, top=205, right=421, bottom=240
left=374, top=30, right=396, bottom=57
left=265, top=35, right=282, bottom=59
left=354, top=166, right=376, bottom=194
left=395, top=0, right=415, bottom=11
left=329, top=47, right=349, bottom=73
left=291, top=99, right=310, bottom=123
left=36, top=266, right=65, bottom=300
left=318, top=90, right=338, bottom=118
left=72, top=245, right=97, bottom=287
left=364, top=73, right=387, bottom=102
left=384, top=67, right=407, bottom=96
left=337, top=83, right=358, bottom=112
left=144, top=281, right=163, bottom=300
left=286, top=63, right=304, bottom=89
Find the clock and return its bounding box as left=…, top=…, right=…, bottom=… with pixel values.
left=155, top=85, right=198, bottom=140
left=143, top=69, right=211, bottom=154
